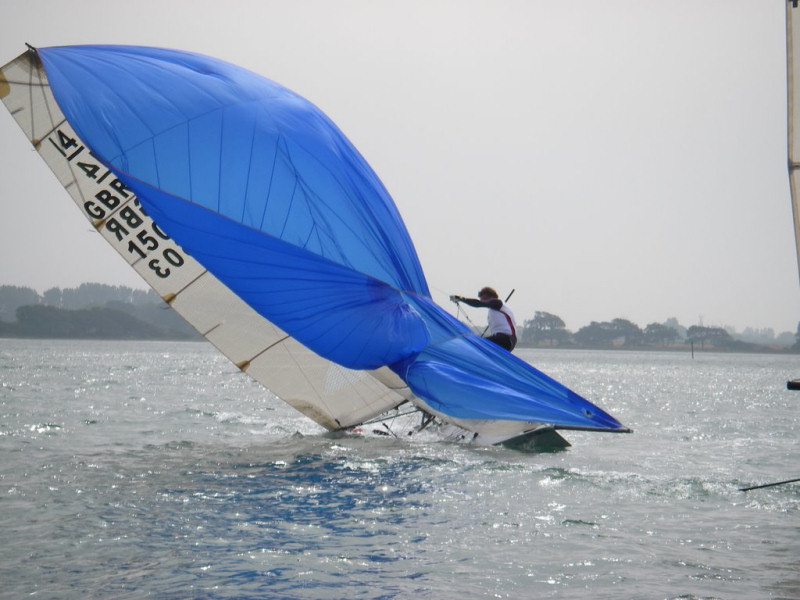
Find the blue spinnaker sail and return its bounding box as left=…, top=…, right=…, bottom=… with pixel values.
left=37, top=45, right=625, bottom=431
left=397, top=296, right=623, bottom=430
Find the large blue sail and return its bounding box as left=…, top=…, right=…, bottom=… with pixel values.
left=36, top=45, right=626, bottom=432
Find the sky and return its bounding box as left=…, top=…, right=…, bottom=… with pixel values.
left=0, top=0, right=798, bottom=334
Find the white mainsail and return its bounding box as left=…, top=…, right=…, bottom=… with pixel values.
left=0, top=49, right=412, bottom=430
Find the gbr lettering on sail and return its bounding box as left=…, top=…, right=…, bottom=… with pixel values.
left=38, top=123, right=204, bottom=296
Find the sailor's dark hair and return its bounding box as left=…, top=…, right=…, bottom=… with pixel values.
left=478, top=287, right=498, bottom=299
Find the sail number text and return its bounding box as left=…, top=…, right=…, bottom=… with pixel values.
left=48, top=129, right=187, bottom=279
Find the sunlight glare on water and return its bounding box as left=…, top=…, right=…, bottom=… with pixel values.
left=0, top=340, right=798, bottom=599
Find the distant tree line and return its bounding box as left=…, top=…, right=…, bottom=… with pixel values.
left=520, top=311, right=799, bottom=353
left=0, top=284, right=200, bottom=340
left=1, top=283, right=798, bottom=351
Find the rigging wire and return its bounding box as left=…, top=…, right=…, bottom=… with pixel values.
left=429, top=282, right=481, bottom=331
left=739, top=477, right=800, bottom=492
left=455, top=299, right=479, bottom=330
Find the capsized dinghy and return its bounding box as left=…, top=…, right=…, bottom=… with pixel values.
left=0, top=45, right=630, bottom=446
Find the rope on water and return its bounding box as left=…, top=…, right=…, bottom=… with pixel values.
left=739, top=477, right=800, bottom=492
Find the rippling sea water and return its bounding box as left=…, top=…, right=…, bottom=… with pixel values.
left=0, top=339, right=798, bottom=599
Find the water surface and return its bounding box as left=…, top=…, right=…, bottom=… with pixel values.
left=1, top=340, right=797, bottom=598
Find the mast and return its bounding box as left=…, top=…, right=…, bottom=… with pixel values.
left=787, top=1, right=800, bottom=282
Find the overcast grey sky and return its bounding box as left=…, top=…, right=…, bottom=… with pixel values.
left=1, top=0, right=797, bottom=333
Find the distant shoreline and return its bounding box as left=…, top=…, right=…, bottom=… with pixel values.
left=2, top=335, right=797, bottom=356
left=0, top=333, right=201, bottom=342
left=519, top=344, right=799, bottom=355
left=0, top=284, right=796, bottom=354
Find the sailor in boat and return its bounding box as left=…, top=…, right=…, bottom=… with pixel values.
left=450, top=287, right=517, bottom=351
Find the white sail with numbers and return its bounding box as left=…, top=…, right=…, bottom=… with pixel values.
left=0, top=48, right=412, bottom=430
